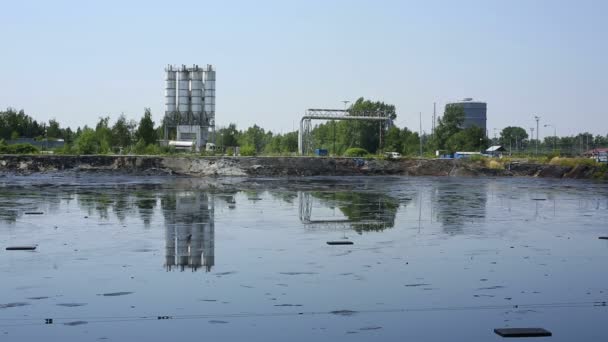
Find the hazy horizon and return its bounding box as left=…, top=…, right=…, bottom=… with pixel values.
left=1, top=0, right=606, bottom=138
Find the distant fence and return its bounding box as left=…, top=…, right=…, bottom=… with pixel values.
left=5, top=138, right=65, bottom=149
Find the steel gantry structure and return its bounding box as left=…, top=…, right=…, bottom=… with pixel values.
left=298, top=108, right=391, bottom=155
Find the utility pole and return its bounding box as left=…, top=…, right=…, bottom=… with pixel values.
left=419, top=112, right=423, bottom=157
left=432, top=102, right=436, bottom=138
left=534, top=115, right=540, bottom=155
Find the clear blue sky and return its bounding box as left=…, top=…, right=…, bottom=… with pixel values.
left=1, top=0, right=606, bottom=138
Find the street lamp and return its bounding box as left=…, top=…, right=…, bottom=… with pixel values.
left=544, top=124, right=556, bottom=153
left=534, top=115, right=541, bottom=155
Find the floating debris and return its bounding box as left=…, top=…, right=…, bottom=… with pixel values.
left=330, top=310, right=358, bottom=316
left=99, top=292, right=133, bottom=297
left=24, top=211, right=44, bottom=215
left=279, top=272, right=318, bottom=276
left=64, top=321, right=88, bottom=326
left=274, top=304, right=303, bottom=307
left=208, top=320, right=229, bottom=324
left=0, top=302, right=29, bottom=309
left=599, top=237, right=608, bottom=240
left=327, top=241, right=354, bottom=245
left=404, top=283, right=431, bottom=287
left=477, top=285, right=505, bottom=290
left=6, top=246, right=36, bottom=251
left=56, top=303, right=87, bottom=307
left=359, top=326, right=382, bottom=331
left=494, top=327, right=552, bottom=337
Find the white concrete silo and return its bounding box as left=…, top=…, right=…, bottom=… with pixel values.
left=177, top=65, right=190, bottom=116
left=203, top=64, right=216, bottom=126
left=190, top=65, right=204, bottom=123
left=164, top=65, right=177, bottom=116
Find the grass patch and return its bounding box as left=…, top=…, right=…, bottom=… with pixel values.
left=548, top=157, right=598, bottom=168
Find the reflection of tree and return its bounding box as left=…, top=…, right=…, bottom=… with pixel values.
left=432, top=181, right=487, bottom=234
left=268, top=191, right=298, bottom=204
left=305, top=191, right=400, bottom=233
left=134, top=191, right=157, bottom=227
left=112, top=191, right=131, bottom=223
left=77, top=190, right=112, bottom=219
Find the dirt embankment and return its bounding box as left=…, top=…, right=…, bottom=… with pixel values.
left=0, top=155, right=606, bottom=179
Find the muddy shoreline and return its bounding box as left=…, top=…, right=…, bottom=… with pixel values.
left=0, top=154, right=605, bottom=179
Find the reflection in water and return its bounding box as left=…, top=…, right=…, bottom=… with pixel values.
left=299, top=191, right=399, bottom=233
left=432, top=181, right=488, bottom=233
left=162, top=192, right=215, bottom=272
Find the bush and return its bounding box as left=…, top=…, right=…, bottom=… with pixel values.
left=549, top=157, right=597, bottom=168
left=73, top=129, right=110, bottom=154
left=343, top=147, right=369, bottom=157
left=487, top=160, right=503, bottom=169
left=0, top=142, right=39, bottom=154
left=240, top=145, right=256, bottom=156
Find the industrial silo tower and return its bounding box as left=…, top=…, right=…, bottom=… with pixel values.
left=163, top=64, right=216, bottom=151
left=447, top=98, right=487, bottom=135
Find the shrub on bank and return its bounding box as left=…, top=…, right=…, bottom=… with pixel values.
left=240, top=145, right=256, bottom=156
left=344, top=147, right=369, bottom=157
left=549, top=157, right=597, bottom=168
left=0, top=141, right=39, bottom=154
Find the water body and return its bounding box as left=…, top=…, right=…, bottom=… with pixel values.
left=1, top=175, right=607, bottom=341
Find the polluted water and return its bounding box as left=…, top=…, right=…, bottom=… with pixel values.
left=1, top=174, right=607, bottom=341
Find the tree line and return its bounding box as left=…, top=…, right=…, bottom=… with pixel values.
left=2, top=100, right=607, bottom=156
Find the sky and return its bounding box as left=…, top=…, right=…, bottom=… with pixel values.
left=1, top=0, right=607, bottom=138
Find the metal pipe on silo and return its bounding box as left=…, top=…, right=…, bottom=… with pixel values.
left=190, top=65, right=204, bottom=123
left=177, top=65, right=191, bottom=118
left=164, top=65, right=177, bottom=116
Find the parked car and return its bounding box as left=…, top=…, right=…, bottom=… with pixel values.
left=384, top=152, right=401, bottom=159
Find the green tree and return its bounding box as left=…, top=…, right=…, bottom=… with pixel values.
left=432, top=104, right=465, bottom=151
left=135, top=108, right=157, bottom=145
left=445, top=126, right=488, bottom=153
left=218, top=123, right=239, bottom=148
left=95, top=116, right=113, bottom=147
left=401, top=128, right=420, bottom=155
left=47, top=119, right=62, bottom=139
left=281, top=131, right=298, bottom=153
left=239, top=125, right=268, bottom=153
left=74, top=128, right=110, bottom=154
left=111, top=114, right=135, bottom=148
left=384, top=126, right=403, bottom=152
left=499, top=126, right=528, bottom=148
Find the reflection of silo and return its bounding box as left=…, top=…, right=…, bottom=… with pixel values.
left=203, top=220, right=214, bottom=271
left=177, top=66, right=190, bottom=116
left=190, top=66, right=203, bottom=123
left=164, top=223, right=176, bottom=270
left=189, top=223, right=203, bottom=271
left=163, top=192, right=215, bottom=272
left=176, top=224, right=190, bottom=269
left=164, top=66, right=176, bottom=116
left=203, top=65, right=215, bottom=126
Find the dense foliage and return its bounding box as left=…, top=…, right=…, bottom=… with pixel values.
left=1, top=102, right=607, bottom=157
